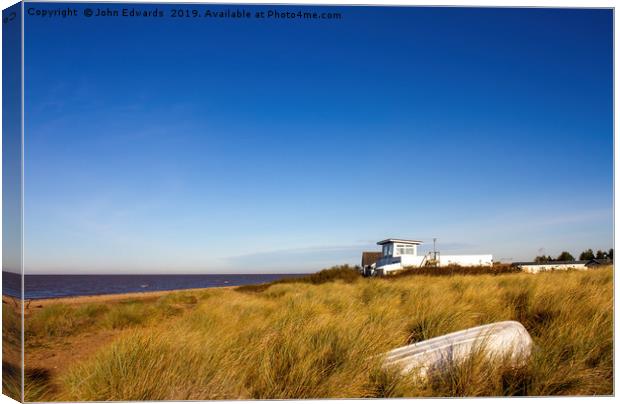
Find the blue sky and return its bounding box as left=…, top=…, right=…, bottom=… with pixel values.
left=22, top=4, right=612, bottom=274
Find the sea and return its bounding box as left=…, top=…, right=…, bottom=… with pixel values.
left=2, top=272, right=309, bottom=300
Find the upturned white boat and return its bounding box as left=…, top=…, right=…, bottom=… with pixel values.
left=383, top=321, right=533, bottom=378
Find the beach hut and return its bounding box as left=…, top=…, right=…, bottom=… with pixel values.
left=374, top=238, right=493, bottom=275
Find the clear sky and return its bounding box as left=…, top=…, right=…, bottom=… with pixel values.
left=21, top=4, right=612, bottom=274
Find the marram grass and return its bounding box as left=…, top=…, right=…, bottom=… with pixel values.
left=23, top=266, right=613, bottom=400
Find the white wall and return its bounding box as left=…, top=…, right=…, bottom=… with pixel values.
left=378, top=263, right=404, bottom=275
left=439, top=254, right=493, bottom=267
left=400, top=255, right=425, bottom=267
left=520, top=263, right=587, bottom=274
left=377, top=254, right=494, bottom=274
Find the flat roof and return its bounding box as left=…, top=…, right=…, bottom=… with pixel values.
left=377, top=238, right=423, bottom=245
left=512, top=260, right=588, bottom=266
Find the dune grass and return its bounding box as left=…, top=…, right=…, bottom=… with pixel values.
left=236, top=264, right=360, bottom=293
left=22, top=266, right=609, bottom=400
left=25, top=293, right=201, bottom=342
left=2, top=301, right=23, bottom=401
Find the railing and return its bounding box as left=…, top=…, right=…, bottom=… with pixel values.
left=423, top=251, right=440, bottom=267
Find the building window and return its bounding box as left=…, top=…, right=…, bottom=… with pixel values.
left=396, top=246, right=415, bottom=255
left=383, top=244, right=394, bottom=257
left=394, top=244, right=415, bottom=255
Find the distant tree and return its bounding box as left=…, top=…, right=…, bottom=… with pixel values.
left=609, top=248, right=614, bottom=261
left=595, top=250, right=607, bottom=259
left=556, top=251, right=575, bottom=262
left=579, top=249, right=595, bottom=260
left=534, top=255, right=552, bottom=263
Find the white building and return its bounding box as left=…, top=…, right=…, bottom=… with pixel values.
left=514, top=261, right=587, bottom=274
left=374, top=238, right=493, bottom=275
left=512, top=259, right=611, bottom=274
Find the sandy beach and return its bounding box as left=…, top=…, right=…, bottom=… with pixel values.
left=4, top=285, right=235, bottom=313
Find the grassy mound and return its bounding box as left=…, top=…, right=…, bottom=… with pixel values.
left=235, top=264, right=361, bottom=293
left=47, top=267, right=612, bottom=400
left=25, top=295, right=200, bottom=341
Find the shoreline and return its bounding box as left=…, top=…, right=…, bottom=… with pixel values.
left=2, top=272, right=309, bottom=306
left=3, top=284, right=238, bottom=310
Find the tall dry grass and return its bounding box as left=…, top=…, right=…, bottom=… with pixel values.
left=26, top=294, right=199, bottom=341
left=2, top=300, right=23, bottom=401
left=25, top=267, right=613, bottom=400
